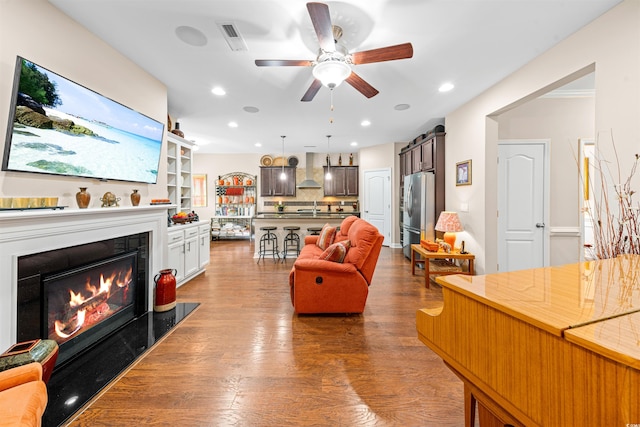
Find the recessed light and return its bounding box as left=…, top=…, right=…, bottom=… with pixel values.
left=361, top=120, right=371, bottom=127
left=439, top=82, right=455, bottom=92
left=175, top=26, right=208, bottom=47
left=350, top=141, right=358, bottom=147
left=394, top=104, right=410, bottom=111
left=211, top=86, right=226, bottom=96
left=255, top=142, right=262, bottom=147
left=243, top=106, right=259, bottom=113
left=228, top=121, right=238, bottom=128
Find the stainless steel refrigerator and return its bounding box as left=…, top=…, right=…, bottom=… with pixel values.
left=402, top=171, right=436, bottom=258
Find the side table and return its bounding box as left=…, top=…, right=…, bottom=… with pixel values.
left=410, top=243, right=475, bottom=288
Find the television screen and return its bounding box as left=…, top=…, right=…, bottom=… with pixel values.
left=2, top=56, right=164, bottom=184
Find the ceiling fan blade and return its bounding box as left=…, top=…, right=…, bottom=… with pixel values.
left=301, top=79, right=323, bottom=102
left=307, top=2, right=335, bottom=52
left=351, top=43, right=414, bottom=65
left=255, top=59, right=313, bottom=67
left=345, top=72, right=379, bottom=98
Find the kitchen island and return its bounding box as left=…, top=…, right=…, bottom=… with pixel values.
left=253, top=211, right=359, bottom=259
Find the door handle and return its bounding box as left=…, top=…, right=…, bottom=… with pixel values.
left=536, top=223, right=545, bottom=228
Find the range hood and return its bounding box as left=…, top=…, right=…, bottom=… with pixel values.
left=297, top=152, right=322, bottom=189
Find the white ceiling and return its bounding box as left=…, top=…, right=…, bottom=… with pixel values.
left=47, top=0, right=620, bottom=155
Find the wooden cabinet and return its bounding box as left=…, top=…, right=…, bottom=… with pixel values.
left=404, top=150, right=412, bottom=176
left=411, top=145, right=422, bottom=173
left=400, top=132, right=445, bottom=175
left=166, top=133, right=195, bottom=218
left=260, top=167, right=296, bottom=197
left=421, top=139, right=433, bottom=170
left=323, top=166, right=358, bottom=196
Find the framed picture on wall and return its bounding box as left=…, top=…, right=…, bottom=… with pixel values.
left=456, top=160, right=472, bottom=186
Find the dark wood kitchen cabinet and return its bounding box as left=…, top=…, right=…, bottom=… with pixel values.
left=323, top=166, right=358, bottom=196
left=259, top=167, right=296, bottom=197
left=400, top=132, right=444, bottom=175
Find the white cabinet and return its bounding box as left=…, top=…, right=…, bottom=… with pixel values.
left=166, top=133, right=195, bottom=218
left=167, top=229, right=185, bottom=285
left=183, top=226, right=199, bottom=278
left=166, top=221, right=209, bottom=287
left=199, top=224, right=210, bottom=269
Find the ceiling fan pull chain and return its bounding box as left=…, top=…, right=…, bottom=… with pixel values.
left=330, top=88, right=335, bottom=111
left=329, top=89, right=334, bottom=123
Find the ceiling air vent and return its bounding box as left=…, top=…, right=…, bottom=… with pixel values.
left=216, top=22, right=248, bottom=52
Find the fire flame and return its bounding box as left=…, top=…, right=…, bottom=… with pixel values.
left=53, top=265, right=133, bottom=340
left=54, top=309, right=85, bottom=338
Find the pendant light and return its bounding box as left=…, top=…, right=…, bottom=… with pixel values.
left=325, top=135, right=332, bottom=180
left=280, top=136, right=287, bottom=181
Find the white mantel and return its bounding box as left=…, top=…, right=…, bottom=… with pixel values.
left=0, top=205, right=171, bottom=351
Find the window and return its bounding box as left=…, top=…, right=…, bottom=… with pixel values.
left=192, top=174, right=207, bottom=207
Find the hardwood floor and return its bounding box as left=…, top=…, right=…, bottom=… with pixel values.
left=68, top=240, right=464, bottom=426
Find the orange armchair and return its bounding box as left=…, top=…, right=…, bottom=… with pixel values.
left=289, top=217, right=384, bottom=314
left=0, top=363, right=48, bottom=427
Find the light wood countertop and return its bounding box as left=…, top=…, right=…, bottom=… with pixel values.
left=435, top=254, right=640, bottom=337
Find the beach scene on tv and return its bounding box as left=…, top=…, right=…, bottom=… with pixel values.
left=5, top=59, right=164, bottom=184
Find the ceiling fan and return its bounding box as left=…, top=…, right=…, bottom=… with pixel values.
left=255, top=2, right=413, bottom=102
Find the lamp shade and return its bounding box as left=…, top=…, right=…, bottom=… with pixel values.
left=312, top=61, right=351, bottom=89
left=435, top=211, right=463, bottom=232
left=435, top=211, right=463, bottom=249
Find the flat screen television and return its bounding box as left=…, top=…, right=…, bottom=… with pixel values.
left=2, top=56, right=164, bottom=184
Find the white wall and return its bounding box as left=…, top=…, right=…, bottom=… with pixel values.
left=497, top=96, right=595, bottom=266
left=359, top=142, right=399, bottom=245
left=1, top=0, right=168, bottom=208
left=445, top=0, right=639, bottom=274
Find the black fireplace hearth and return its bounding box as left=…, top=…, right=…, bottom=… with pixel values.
left=43, top=302, right=199, bottom=427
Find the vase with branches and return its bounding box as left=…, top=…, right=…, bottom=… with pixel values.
left=583, top=134, right=640, bottom=259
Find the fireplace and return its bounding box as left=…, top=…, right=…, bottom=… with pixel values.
left=18, top=234, right=149, bottom=366
left=0, top=206, right=168, bottom=361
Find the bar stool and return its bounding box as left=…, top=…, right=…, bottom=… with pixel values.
left=307, top=226, right=323, bottom=236
left=257, top=226, right=279, bottom=263
left=281, top=226, right=301, bottom=262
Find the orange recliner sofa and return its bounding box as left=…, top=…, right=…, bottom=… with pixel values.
left=288, top=216, right=384, bottom=314
left=0, top=363, right=48, bottom=427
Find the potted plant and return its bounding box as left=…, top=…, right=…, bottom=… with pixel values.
left=274, top=202, right=285, bottom=213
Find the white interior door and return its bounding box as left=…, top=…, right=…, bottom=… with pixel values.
left=498, top=140, right=549, bottom=272
left=363, top=168, right=391, bottom=246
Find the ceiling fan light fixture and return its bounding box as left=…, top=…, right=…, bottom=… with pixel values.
left=313, top=61, right=351, bottom=89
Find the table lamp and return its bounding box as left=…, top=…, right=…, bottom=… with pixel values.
left=435, top=211, right=464, bottom=249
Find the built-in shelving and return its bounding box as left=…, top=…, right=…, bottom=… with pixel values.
left=166, top=132, right=195, bottom=218
left=212, top=172, right=257, bottom=240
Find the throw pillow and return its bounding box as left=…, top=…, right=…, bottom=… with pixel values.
left=319, top=240, right=351, bottom=263
left=316, top=223, right=337, bottom=250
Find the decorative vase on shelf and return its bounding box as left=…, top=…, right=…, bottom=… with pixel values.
left=171, top=122, right=184, bottom=138
left=338, top=154, right=342, bottom=166
left=349, top=153, right=353, bottom=166
left=76, top=187, right=91, bottom=209
left=130, top=189, right=141, bottom=206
